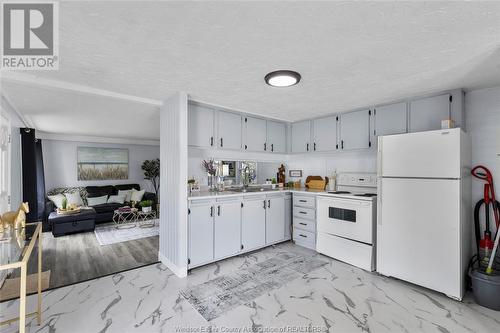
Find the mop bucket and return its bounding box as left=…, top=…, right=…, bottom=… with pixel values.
left=469, top=268, right=500, bottom=310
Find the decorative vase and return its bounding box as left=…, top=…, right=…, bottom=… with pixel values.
left=208, top=175, right=217, bottom=192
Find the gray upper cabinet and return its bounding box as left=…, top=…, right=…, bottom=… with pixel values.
left=217, top=111, right=242, bottom=150
left=339, top=109, right=370, bottom=150
left=374, top=102, right=407, bottom=137
left=188, top=104, right=215, bottom=148
left=291, top=120, right=311, bottom=153
left=409, top=94, right=450, bottom=133
left=267, top=121, right=286, bottom=153
left=244, top=117, right=267, bottom=152
left=313, top=116, right=338, bottom=151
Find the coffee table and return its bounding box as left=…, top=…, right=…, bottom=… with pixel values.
left=112, top=209, right=157, bottom=229
left=136, top=211, right=157, bottom=228
left=112, top=208, right=139, bottom=229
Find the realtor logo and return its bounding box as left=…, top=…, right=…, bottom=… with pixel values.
left=2, top=2, right=59, bottom=70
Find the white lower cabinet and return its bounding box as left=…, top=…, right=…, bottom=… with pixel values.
left=265, top=195, right=286, bottom=244
left=214, top=199, right=242, bottom=259
left=188, top=193, right=290, bottom=269
left=241, top=196, right=266, bottom=251
left=285, top=194, right=292, bottom=240
left=188, top=200, right=214, bottom=267
left=292, top=194, right=317, bottom=250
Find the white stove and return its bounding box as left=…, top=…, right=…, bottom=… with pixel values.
left=316, top=172, right=377, bottom=271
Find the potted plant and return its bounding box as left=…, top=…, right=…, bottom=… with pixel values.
left=139, top=200, right=153, bottom=213
left=142, top=158, right=160, bottom=211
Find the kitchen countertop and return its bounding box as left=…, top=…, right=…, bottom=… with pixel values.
left=187, top=187, right=331, bottom=200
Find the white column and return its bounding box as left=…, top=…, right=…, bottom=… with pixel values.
left=158, top=92, right=188, bottom=277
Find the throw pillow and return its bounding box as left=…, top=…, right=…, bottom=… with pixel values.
left=118, top=190, right=133, bottom=202
left=64, top=191, right=84, bottom=207
left=47, top=193, right=66, bottom=209
left=108, top=194, right=126, bottom=204
left=130, top=189, right=145, bottom=202
left=87, top=195, right=108, bottom=206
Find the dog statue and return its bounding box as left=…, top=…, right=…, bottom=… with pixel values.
left=2, top=202, right=29, bottom=230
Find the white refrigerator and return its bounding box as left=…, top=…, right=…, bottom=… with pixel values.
left=377, top=128, right=471, bottom=300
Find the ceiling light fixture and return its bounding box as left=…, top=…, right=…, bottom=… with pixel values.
left=265, top=70, right=301, bottom=87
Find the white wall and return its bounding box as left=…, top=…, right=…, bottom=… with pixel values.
left=465, top=86, right=500, bottom=215
left=42, top=139, right=160, bottom=192
left=1, top=95, right=25, bottom=210
left=287, top=151, right=377, bottom=185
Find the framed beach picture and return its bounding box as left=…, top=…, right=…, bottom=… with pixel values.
left=289, top=170, right=302, bottom=178
left=77, top=147, right=129, bottom=180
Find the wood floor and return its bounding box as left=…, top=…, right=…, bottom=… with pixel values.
left=11, top=230, right=159, bottom=289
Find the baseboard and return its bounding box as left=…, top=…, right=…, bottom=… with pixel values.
left=158, top=251, right=187, bottom=278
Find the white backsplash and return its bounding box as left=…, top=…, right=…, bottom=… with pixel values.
left=287, top=150, right=377, bottom=185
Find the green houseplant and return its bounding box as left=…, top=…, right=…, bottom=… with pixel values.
left=142, top=159, right=160, bottom=198
left=139, top=200, right=153, bottom=213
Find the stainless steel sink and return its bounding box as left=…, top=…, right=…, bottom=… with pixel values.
left=228, top=187, right=272, bottom=193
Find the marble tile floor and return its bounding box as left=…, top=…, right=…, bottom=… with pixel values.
left=0, top=242, right=498, bottom=333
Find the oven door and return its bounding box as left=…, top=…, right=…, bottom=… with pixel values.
left=317, top=196, right=374, bottom=244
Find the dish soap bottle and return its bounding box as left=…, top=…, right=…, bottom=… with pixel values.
left=329, top=170, right=337, bottom=191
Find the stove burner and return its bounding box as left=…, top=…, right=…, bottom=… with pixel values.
left=328, top=191, right=351, bottom=194
left=354, top=193, right=377, bottom=197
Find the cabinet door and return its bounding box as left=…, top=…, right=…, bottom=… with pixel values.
left=189, top=202, right=214, bottom=267
left=188, top=104, right=214, bottom=148
left=244, top=117, right=267, bottom=152
left=217, top=111, right=242, bottom=150
left=374, top=102, right=407, bottom=137
left=291, top=120, right=311, bottom=153
left=409, top=94, right=450, bottom=133
left=340, top=110, right=370, bottom=150
left=267, top=121, right=286, bottom=153
left=265, top=196, right=285, bottom=244
left=313, top=116, right=337, bottom=151
left=284, top=195, right=292, bottom=240
left=241, top=198, right=266, bottom=251
left=214, top=200, right=241, bottom=259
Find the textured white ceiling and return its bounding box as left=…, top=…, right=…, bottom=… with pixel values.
left=2, top=1, right=500, bottom=138
left=4, top=81, right=160, bottom=140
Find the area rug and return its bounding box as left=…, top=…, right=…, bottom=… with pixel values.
left=0, top=271, right=51, bottom=302
left=181, top=252, right=328, bottom=321
left=94, top=220, right=159, bottom=246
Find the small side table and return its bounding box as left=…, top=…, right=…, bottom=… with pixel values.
left=136, top=211, right=157, bottom=228
left=112, top=209, right=138, bottom=229
left=0, top=223, right=43, bottom=333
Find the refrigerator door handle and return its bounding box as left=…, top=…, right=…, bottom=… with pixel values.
left=377, top=138, right=383, bottom=177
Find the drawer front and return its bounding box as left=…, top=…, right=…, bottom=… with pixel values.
left=53, top=219, right=95, bottom=236
left=293, top=217, right=316, bottom=232
left=293, top=228, right=316, bottom=250
left=293, top=206, right=315, bottom=220
left=293, top=195, right=316, bottom=208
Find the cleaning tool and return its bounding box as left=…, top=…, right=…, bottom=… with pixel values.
left=472, top=166, right=500, bottom=274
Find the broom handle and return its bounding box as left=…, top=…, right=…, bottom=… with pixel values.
left=486, top=224, right=500, bottom=274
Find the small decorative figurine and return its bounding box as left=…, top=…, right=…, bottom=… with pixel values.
left=1, top=202, right=29, bottom=230
left=278, top=164, right=286, bottom=185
